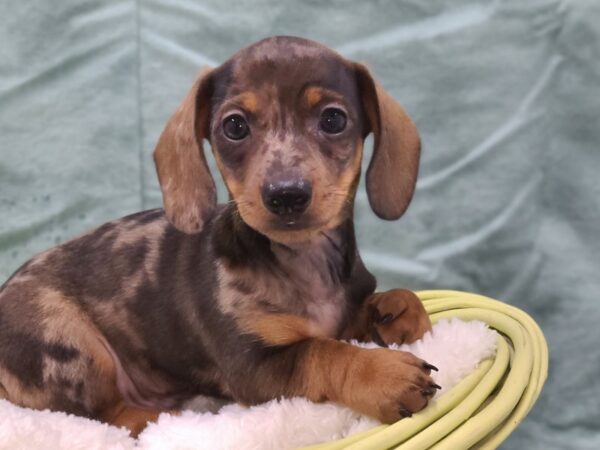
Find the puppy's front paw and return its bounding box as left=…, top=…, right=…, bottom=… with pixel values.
left=368, top=289, right=432, bottom=346
left=346, top=348, right=439, bottom=423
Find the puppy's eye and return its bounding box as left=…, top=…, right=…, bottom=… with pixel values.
left=222, top=114, right=249, bottom=140
left=319, top=108, right=347, bottom=134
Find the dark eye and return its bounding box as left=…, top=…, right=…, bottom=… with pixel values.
left=222, top=114, right=249, bottom=140
left=319, top=108, right=347, bottom=134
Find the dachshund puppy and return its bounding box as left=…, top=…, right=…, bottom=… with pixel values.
left=0, top=36, right=436, bottom=436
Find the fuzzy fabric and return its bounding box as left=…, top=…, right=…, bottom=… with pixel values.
left=0, top=318, right=497, bottom=450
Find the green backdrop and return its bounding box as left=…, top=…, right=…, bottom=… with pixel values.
left=1, top=0, right=599, bottom=448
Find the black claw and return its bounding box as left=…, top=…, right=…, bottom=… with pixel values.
left=399, top=406, right=413, bottom=418
left=431, top=383, right=442, bottom=390
left=421, top=388, right=436, bottom=396
left=377, top=313, right=394, bottom=325
left=423, top=362, right=439, bottom=372
left=371, top=328, right=388, bottom=348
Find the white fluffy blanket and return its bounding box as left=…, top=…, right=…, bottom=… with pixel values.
left=0, top=318, right=497, bottom=450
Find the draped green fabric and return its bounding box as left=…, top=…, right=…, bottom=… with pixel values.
left=1, top=1, right=599, bottom=448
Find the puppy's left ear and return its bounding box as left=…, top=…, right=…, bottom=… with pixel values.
left=355, top=64, right=421, bottom=220
left=153, top=69, right=216, bottom=234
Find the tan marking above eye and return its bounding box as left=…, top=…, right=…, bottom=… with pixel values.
left=303, top=86, right=349, bottom=112
left=305, top=87, right=323, bottom=107
left=239, top=92, right=259, bottom=114
left=217, top=92, right=260, bottom=119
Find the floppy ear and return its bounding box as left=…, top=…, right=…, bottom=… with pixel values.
left=153, top=69, right=216, bottom=234
left=355, top=64, right=421, bottom=220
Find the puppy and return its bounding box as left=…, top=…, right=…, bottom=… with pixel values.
left=0, top=36, right=436, bottom=436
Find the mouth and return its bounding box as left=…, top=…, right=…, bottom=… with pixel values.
left=268, top=213, right=313, bottom=230
left=239, top=206, right=335, bottom=243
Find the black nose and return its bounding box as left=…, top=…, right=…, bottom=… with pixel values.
left=262, top=178, right=312, bottom=216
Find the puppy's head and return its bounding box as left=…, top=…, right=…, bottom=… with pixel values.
left=154, top=36, right=420, bottom=242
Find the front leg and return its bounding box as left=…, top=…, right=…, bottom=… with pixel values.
left=343, top=289, right=432, bottom=346
left=226, top=338, right=439, bottom=423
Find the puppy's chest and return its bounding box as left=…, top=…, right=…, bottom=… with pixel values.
left=218, top=240, right=347, bottom=337
left=279, top=248, right=345, bottom=330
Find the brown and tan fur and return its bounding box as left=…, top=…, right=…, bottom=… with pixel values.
left=0, top=36, right=436, bottom=435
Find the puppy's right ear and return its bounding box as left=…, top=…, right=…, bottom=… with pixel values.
left=153, top=69, right=216, bottom=234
